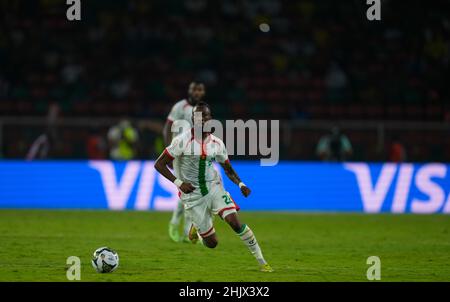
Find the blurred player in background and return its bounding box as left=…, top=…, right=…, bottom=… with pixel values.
left=316, top=126, right=353, bottom=162
left=107, top=119, right=139, bottom=160
left=86, top=127, right=107, bottom=160
left=155, top=103, right=272, bottom=272
left=26, top=102, right=60, bottom=160
left=163, top=81, right=206, bottom=242
left=388, top=135, right=407, bottom=162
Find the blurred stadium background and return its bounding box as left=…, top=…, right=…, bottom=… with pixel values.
left=0, top=0, right=449, bottom=162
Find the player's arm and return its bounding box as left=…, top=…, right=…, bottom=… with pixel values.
left=220, top=160, right=251, bottom=197
left=154, top=151, right=195, bottom=193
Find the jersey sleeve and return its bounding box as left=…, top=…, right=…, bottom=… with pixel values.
left=167, top=101, right=183, bottom=122
left=164, top=135, right=184, bottom=159
left=215, top=139, right=229, bottom=164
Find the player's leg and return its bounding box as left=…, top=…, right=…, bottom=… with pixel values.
left=186, top=198, right=217, bottom=248
left=211, top=189, right=272, bottom=271
left=222, top=210, right=273, bottom=272
left=168, top=199, right=184, bottom=242
left=181, top=211, right=193, bottom=243
left=194, top=226, right=218, bottom=248
left=202, top=233, right=218, bottom=248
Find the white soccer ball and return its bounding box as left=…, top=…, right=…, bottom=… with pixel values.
left=91, top=247, right=119, bottom=273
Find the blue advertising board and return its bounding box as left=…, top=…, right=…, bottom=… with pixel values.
left=0, top=161, right=449, bottom=213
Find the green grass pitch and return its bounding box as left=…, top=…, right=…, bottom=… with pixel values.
left=0, top=210, right=449, bottom=281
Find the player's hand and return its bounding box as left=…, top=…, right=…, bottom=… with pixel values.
left=180, top=182, right=195, bottom=194
left=240, top=186, right=251, bottom=197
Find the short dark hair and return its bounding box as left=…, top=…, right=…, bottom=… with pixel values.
left=189, top=81, right=205, bottom=87
left=193, top=101, right=210, bottom=110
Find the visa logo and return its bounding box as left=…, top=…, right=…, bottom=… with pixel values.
left=89, top=160, right=222, bottom=211
left=89, top=161, right=178, bottom=210
left=345, top=163, right=450, bottom=213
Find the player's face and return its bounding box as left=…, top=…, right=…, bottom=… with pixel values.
left=189, top=84, right=205, bottom=103
left=193, top=106, right=212, bottom=130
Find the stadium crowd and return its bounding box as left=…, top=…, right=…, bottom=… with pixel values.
left=0, top=0, right=449, bottom=161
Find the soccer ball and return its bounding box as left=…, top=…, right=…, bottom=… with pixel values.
left=91, top=247, right=119, bottom=273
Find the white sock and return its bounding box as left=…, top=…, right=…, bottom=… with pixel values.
left=237, top=224, right=267, bottom=265
left=170, top=200, right=184, bottom=225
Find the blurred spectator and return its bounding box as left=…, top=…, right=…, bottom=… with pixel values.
left=107, top=119, right=139, bottom=160
left=445, top=110, right=450, bottom=123
left=26, top=132, right=51, bottom=161
left=0, top=0, right=447, bottom=122
left=153, top=136, right=165, bottom=157
left=25, top=102, right=60, bottom=160
left=86, top=128, right=107, bottom=160
left=316, top=127, right=353, bottom=161
left=325, top=62, right=348, bottom=103
left=0, top=1, right=448, bottom=161
left=388, top=136, right=407, bottom=162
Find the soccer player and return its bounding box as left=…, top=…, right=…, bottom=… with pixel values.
left=163, top=81, right=206, bottom=242
left=154, top=102, right=273, bottom=272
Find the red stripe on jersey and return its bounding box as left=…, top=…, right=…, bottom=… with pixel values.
left=190, top=128, right=211, bottom=148
left=201, top=143, right=206, bottom=157
left=163, top=148, right=174, bottom=160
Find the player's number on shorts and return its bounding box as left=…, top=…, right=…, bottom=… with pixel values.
left=222, top=194, right=232, bottom=205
